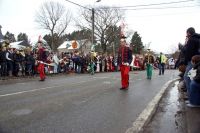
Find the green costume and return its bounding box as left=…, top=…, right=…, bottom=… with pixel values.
left=89, top=62, right=95, bottom=75
left=146, top=63, right=153, bottom=79
left=144, top=53, right=154, bottom=79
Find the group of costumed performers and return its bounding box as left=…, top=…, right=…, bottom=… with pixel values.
left=105, top=56, right=115, bottom=72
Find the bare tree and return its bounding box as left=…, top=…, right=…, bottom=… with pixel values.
left=76, top=6, right=124, bottom=53
left=35, top=1, right=71, bottom=51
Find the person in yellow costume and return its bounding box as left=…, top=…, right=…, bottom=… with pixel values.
left=158, top=52, right=167, bottom=75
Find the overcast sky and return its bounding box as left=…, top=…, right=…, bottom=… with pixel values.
left=0, top=0, right=200, bottom=53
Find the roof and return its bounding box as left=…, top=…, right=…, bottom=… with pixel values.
left=58, top=39, right=90, bottom=50
left=57, top=41, right=72, bottom=49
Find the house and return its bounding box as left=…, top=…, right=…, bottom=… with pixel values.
left=57, top=39, right=92, bottom=54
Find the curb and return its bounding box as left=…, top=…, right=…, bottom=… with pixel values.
left=126, top=78, right=179, bottom=133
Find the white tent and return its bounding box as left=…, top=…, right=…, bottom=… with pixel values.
left=10, top=41, right=26, bottom=49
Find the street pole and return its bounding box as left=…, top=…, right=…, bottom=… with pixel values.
left=91, top=0, right=101, bottom=52
left=92, top=8, right=95, bottom=51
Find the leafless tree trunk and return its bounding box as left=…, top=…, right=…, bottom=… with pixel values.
left=35, top=1, right=71, bottom=51
left=76, top=6, right=124, bottom=53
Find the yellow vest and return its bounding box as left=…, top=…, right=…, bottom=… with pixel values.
left=160, top=54, right=167, bottom=63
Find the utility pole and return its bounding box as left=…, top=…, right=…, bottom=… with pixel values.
left=91, top=8, right=95, bottom=51
left=91, top=0, right=101, bottom=52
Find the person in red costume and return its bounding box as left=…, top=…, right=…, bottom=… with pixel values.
left=117, top=36, right=133, bottom=90
left=37, top=60, right=45, bottom=81
left=37, top=43, right=47, bottom=81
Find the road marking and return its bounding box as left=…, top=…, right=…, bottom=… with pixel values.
left=16, top=83, right=26, bottom=85
left=0, top=79, right=96, bottom=98
left=125, top=78, right=179, bottom=133
left=0, top=85, right=62, bottom=98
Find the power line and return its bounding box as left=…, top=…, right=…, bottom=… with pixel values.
left=126, top=11, right=199, bottom=18
left=120, top=5, right=200, bottom=10
left=64, top=0, right=91, bottom=10
left=99, top=0, right=195, bottom=9
left=64, top=0, right=102, bottom=17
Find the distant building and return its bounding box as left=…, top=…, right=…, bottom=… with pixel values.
left=57, top=39, right=92, bottom=54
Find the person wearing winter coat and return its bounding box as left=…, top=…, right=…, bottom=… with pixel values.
left=13, top=50, right=23, bottom=76
left=53, top=52, right=59, bottom=74
left=186, top=55, right=200, bottom=107
left=184, top=27, right=200, bottom=91
left=0, top=47, right=7, bottom=79
left=158, top=52, right=167, bottom=75
left=6, top=48, right=14, bottom=76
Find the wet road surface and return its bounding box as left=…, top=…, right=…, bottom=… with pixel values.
left=143, top=81, right=187, bottom=133
left=0, top=70, right=177, bottom=133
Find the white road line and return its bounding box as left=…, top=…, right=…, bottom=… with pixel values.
left=125, top=78, right=179, bottom=133
left=0, top=85, right=60, bottom=98
left=0, top=79, right=96, bottom=98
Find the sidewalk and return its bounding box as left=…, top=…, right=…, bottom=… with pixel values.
left=143, top=80, right=200, bottom=133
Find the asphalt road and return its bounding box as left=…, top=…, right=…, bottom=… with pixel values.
left=0, top=70, right=178, bottom=133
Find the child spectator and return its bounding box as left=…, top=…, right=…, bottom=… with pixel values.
left=187, top=55, right=200, bottom=107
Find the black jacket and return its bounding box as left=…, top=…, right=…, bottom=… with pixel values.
left=176, top=44, right=186, bottom=66
left=185, top=33, right=200, bottom=64
left=14, top=53, right=22, bottom=63
left=117, top=46, right=133, bottom=65
left=25, top=54, right=34, bottom=65
left=193, top=62, right=200, bottom=83
left=0, top=51, right=7, bottom=63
